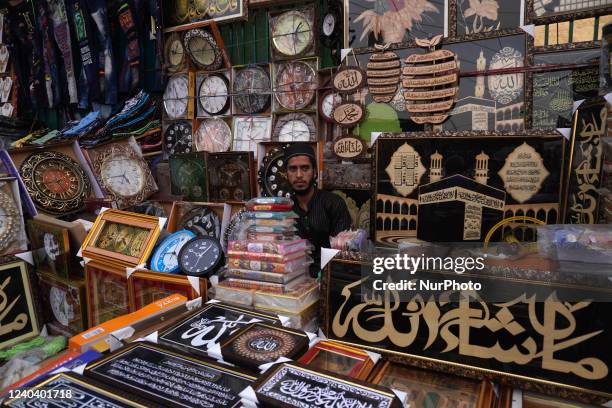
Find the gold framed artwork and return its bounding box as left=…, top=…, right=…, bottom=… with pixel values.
left=81, top=209, right=161, bottom=268
left=85, top=262, right=129, bottom=327
left=128, top=270, right=205, bottom=311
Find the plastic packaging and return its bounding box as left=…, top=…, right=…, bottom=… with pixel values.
left=226, top=268, right=306, bottom=284
left=244, top=211, right=298, bottom=219
left=228, top=239, right=310, bottom=255
left=227, top=250, right=309, bottom=264
left=212, top=285, right=254, bottom=306
left=254, top=279, right=319, bottom=314
left=247, top=224, right=297, bottom=234
left=247, top=197, right=293, bottom=206
left=278, top=300, right=319, bottom=330
left=537, top=224, right=612, bottom=264
left=253, top=218, right=296, bottom=227
left=246, top=231, right=296, bottom=241
left=217, top=274, right=309, bottom=294
left=227, top=256, right=309, bottom=274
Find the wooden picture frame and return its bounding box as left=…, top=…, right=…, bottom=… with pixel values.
left=85, top=262, right=130, bottom=327
left=128, top=270, right=204, bottom=311
left=37, top=272, right=87, bottom=337
left=163, top=1, right=247, bottom=33
left=81, top=209, right=161, bottom=268
left=0, top=258, right=39, bottom=350
left=527, top=0, right=612, bottom=24
left=298, top=340, right=375, bottom=380
left=26, top=219, right=70, bottom=278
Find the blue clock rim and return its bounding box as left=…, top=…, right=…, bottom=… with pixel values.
left=150, top=229, right=197, bottom=273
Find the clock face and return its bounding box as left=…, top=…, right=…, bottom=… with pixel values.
left=184, top=29, right=222, bottom=70
left=50, top=286, right=73, bottom=326
left=274, top=61, right=317, bottom=110
left=194, top=119, right=232, bottom=152
left=165, top=33, right=185, bottom=72
left=178, top=237, right=224, bottom=277
left=163, top=75, right=189, bottom=119
left=169, top=155, right=207, bottom=200
left=271, top=10, right=313, bottom=57
left=0, top=189, right=19, bottom=251
left=233, top=66, right=271, bottom=114
left=100, top=154, right=146, bottom=197
left=232, top=117, right=272, bottom=153
left=274, top=113, right=315, bottom=142
left=20, top=151, right=91, bottom=214
left=179, top=206, right=221, bottom=238
left=208, top=154, right=251, bottom=201
left=150, top=229, right=196, bottom=273
left=323, top=13, right=336, bottom=36
left=320, top=91, right=341, bottom=122
left=258, top=147, right=292, bottom=198
left=199, top=74, right=230, bottom=115
left=165, top=121, right=193, bottom=155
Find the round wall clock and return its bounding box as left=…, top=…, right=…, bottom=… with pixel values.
left=271, top=10, right=314, bottom=57
left=319, top=90, right=342, bottom=123
left=274, top=61, right=317, bottom=111
left=184, top=28, right=223, bottom=71
left=273, top=113, right=316, bottom=142
left=165, top=121, right=193, bottom=155
left=20, top=151, right=91, bottom=214
left=0, top=189, right=19, bottom=251
left=163, top=74, right=189, bottom=119
left=320, top=1, right=341, bottom=47
left=179, top=206, right=222, bottom=238
left=258, top=146, right=292, bottom=198
left=150, top=229, right=196, bottom=273
left=199, top=74, right=230, bottom=115
left=178, top=236, right=224, bottom=277
left=232, top=116, right=272, bottom=153
left=194, top=119, right=232, bottom=152
left=233, top=66, right=271, bottom=114
left=50, top=286, right=74, bottom=326
left=164, top=33, right=186, bottom=73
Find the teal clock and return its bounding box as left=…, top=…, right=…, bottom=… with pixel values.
left=169, top=152, right=208, bottom=201
left=150, top=229, right=196, bottom=273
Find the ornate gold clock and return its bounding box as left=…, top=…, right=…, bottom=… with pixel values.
left=20, top=151, right=91, bottom=214
left=0, top=188, right=20, bottom=252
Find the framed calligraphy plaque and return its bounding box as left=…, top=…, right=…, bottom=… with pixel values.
left=321, top=259, right=612, bottom=403
left=332, top=66, right=366, bottom=94
left=85, top=343, right=256, bottom=408
left=298, top=340, right=375, bottom=380
left=332, top=135, right=367, bottom=160
left=0, top=259, right=39, bottom=350
left=4, top=373, right=148, bottom=407
left=333, top=102, right=366, bottom=127
left=254, top=362, right=403, bottom=407
left=220, top=322, right=309, bottom=370
left=159, top=302, right=279, bottom=357
left=562, top=97, right=608, bottom=224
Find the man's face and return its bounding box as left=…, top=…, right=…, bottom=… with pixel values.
left=287, top=155, right=314, bottom=194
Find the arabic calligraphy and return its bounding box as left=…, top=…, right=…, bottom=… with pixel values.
left=179, top=314, right=262, bottom=348
left=332, top=277, right=608, bottom=380
left=0, top=275, right=28, bottom=337
left=333, top=102, right=365, bottom=127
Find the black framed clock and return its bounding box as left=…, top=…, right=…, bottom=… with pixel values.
left=198, top=73, right=230, bottom=116
left=233, top=66, right=271, bottom=114
left=320, top=1, right=342, bottom=48
left=178, top=236, right=224, bottom=277
left=20, top=151, right=91, bottom=214
left=164, top=33, right=186, bottom=73
left=169, top=152, right=208, bottom=201
left=258, top=145, right=292, bottom=198
left=206, top=152, right=254, bottom=201
left=273, top=113, right=316, bottom=142
left=179, top=205, right=222, bottom=239
left=165, top=121, right=193, bottom=155
left=183, top=28, right=223, bottom=71
left=319, top=90, right=341, bottom=123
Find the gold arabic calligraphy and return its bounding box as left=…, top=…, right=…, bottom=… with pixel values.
left=0, top=276, right=28, bottom=337
left=332, top=278, right=608, bottom=380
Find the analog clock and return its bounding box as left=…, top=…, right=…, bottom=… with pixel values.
left=271, top=9, right=314, bottom=57
left=320, top=2, right=341, bottom=47
left=319, top=90, right=341, bottom=123
left=194, top=118, right=232, bottom=152
left=163, top=74, right=189, bottom=119
left=232, top=116, right=272, bottom=154
left=274, top=61, right=317, bottom=111
left=150, top=229, right=196, bottom=273
left=199, top=74, right=230, bottom=115
left=164, top=33, right=186, bottom=73
left=165, top=121, right=193, bottom=155
left=0, top=188, right=19, bottom=251
left=207, top=153, right=252, bottom=201
left=179, top=205, right=221, bottom=238
left=258, top=146, right=292, bottom=198
left=169, top=153, right=207, bottom=201
left=184, top=28, right=223, bottom=71
left=178, top=236, right=224, bottom=277
left=273, top=113, right=316, bottom=142
left=20, top=151, right=91, bottom=214
left=233, top=66, right=271, bottom=114
left=50, top=286, right=73, bottom=326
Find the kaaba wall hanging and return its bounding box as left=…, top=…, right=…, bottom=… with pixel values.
left=373, top=132, right=564, bottom=245
left=403, top=35, right=458, bottom=124
left=366, top=45, right=401, bottom=103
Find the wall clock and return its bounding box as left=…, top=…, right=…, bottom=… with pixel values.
left=178, top=236, right=224, bottom=277
left=179, top=205, right=221, bottom=238
left=0, top=189, right=19, bottom=252
left=273, top=113, right=316, bottom=142
left=130, top=201, right=167, bottom=218
left=274, top=60, right=317, bottom=111
left=233, top=66, right=271, bottom=114
left=20, top=151, right=91, bottom=214
left=89, top=143, right=157, bottom=208
left=207, top=152, right=254, bottom=201
left=150, top=229, right=196, bottom=273
left=320, top=1, right=341, bottom=47
left=163, top=74, right=189, bottom=119
left=198, top=74, right=230, bottom=115
left=270, top=9, right=315, bottom=58
left=319, top=90, right=342, bottom=123
left=164, top=121, right=193, bottom=155
left=164, top=33, right=186, bottom=73
left=232, top=116, right=272, bottom=154
left=169, top=152, right=208, bottom=201
left=258, top=146, right=291, bottom=198
left=183, top=28, right=223, bottom=71
left=194, top=118, right=232, bottom=152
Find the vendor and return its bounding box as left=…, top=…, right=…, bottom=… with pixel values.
left=284, top=143, right=352, bottom=276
